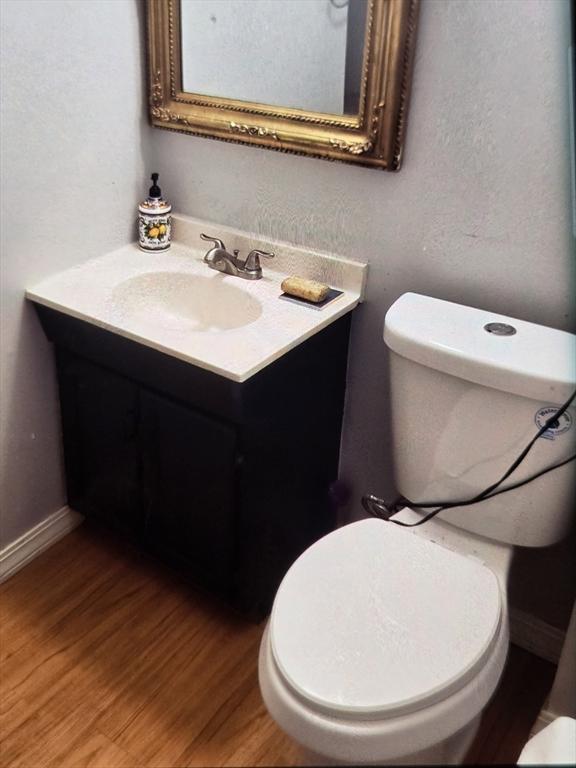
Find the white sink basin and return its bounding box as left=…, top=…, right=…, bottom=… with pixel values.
left=112, top=271, right=262, bottom=332
left=26, top=221, right=366, bottom=381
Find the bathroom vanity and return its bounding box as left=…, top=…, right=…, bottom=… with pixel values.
left=27, top=216, right=366, bottom=618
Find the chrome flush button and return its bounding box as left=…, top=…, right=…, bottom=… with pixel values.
left=484, top=322, right=517, bottom=336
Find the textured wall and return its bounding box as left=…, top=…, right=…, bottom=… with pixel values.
left=0, top=0, right=149, bottom=546
left=151, top=0, right=575, bottom=626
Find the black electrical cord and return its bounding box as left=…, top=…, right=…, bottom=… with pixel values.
left=362, top=388, right=576, bottom=527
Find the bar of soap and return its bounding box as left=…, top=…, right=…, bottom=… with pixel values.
left=281, top=276, right=330, bottom=303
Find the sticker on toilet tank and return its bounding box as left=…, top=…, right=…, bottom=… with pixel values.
left=535, top=406, right=573, bottom=440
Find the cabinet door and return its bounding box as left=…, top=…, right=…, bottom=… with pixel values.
left=140, top=391, right=238, bottom=593
left=56, top=350, right=140, bottom=534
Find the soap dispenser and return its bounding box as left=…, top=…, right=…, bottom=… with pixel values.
left=138, top=173, right=172, bottom=252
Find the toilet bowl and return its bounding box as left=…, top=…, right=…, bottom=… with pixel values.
left=259, top=518, right=510, bottom=765
left=258, top=293, right=576, bottom=765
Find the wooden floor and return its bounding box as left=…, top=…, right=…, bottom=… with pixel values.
left=0, top=525, right=557, bottom=767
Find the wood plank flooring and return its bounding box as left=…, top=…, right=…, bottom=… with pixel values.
left=0, top=524, right=557, bottom=767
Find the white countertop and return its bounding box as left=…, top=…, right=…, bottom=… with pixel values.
left=26, top=217, right=367, bottom=382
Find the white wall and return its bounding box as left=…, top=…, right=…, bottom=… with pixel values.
left=151, top=0, right=575, bottom=626
left=0, top=0, right=149, bottom=546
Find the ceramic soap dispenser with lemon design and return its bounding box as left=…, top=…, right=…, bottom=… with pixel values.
left=138, top=173, right=172, bottom=252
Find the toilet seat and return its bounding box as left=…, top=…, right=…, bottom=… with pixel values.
left=270, top=518, right=502, bottom=720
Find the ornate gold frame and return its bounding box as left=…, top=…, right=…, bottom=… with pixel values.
left=146, top=0, right=419, bottom=170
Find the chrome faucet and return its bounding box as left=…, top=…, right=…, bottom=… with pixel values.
left=200, top=233, right=274, bottom=280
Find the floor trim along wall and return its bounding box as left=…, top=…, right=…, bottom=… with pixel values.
left=510, top=607, right=566, bottom=665
left=532, top=706, right=557, bottom=736
left=0, top=506, right=83, bottom=584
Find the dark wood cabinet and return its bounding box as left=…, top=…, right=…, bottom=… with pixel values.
left=57, top=353, right=141, bottom=537
left=140, top=390, right=238, bottom=595
left=35, top=304, right=352, bottom=618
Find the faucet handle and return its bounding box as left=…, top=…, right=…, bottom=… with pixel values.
left=245, top=249, right=275, bottom=272
left=251, top=249, right=275, bottom=259
left=200, top=233, right=226, bottom=250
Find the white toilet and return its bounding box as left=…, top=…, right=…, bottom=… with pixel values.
left=258, top=293, right=576, bottom=765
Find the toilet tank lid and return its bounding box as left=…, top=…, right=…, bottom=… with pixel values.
left=384, top=293, right=576, bottom=404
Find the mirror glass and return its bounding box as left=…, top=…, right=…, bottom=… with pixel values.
left=180, top=0, right=369, bottom=116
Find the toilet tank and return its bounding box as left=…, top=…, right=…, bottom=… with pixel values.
left=384, top=293, right=576, bottom=547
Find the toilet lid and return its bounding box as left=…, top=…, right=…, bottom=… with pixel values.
left=270, top=518, right=502, bottom=719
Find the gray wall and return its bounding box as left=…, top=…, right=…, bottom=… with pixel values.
left=0, top=0, right=149, bottom=545
left=151, top=0, right=575, bottom=627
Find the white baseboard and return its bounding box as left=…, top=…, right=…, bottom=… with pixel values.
left=531, top=706, right=557, bottom=736
left=510, top=607, right=566, bottom=664
left=0, top=506, right=83, bottom=584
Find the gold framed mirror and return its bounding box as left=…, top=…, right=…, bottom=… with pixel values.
left=147, top=0, right=419, bottom=170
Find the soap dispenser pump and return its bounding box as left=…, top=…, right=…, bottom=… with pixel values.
left=138, top=173, right=172, bottom=252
